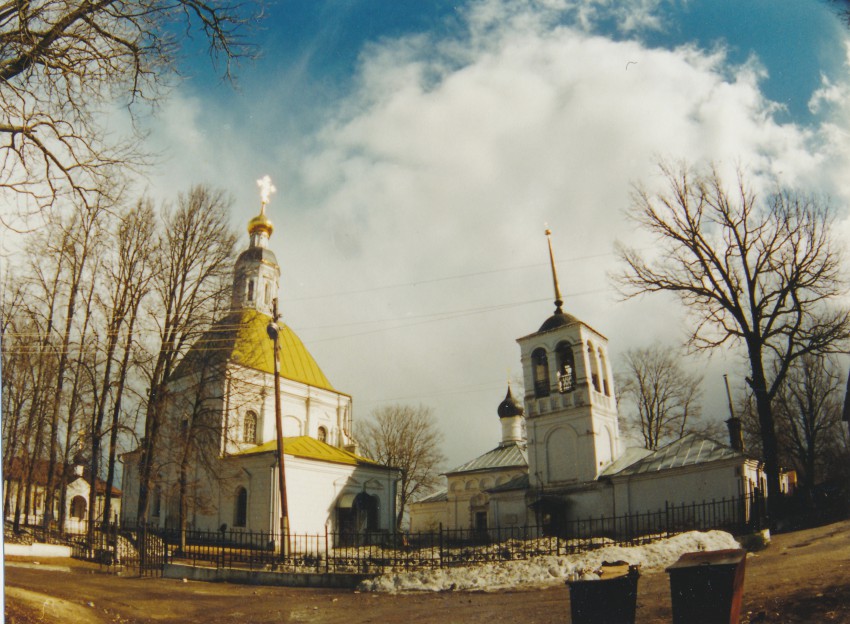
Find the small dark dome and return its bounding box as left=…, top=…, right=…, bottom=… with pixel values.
left=498, top=386, right=524, bottom=418
left=236, top=246, right=278, bottom=267
left=538, top=311, right=579, bottom=332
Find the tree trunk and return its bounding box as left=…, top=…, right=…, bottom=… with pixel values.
left=58, top=278, right=97, bottom=532
left=748, top=348, right=783, bottom=520
left=43, top=294, right=76, bottom=526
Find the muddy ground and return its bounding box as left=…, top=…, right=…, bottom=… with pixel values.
left=5, top=519, right=850, bottom=623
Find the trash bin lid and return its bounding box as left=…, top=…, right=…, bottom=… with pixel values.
left=599, top=563, right=635, bottom=579
left=666, top=549, right=746, bottom=572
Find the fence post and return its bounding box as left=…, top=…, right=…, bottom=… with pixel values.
left=438, top=523, right=443, bottom=569
left=325, top=525, right=330, bottom=574
left=665, top=501, right=670, bottom=538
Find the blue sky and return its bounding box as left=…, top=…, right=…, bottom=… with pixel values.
left=143, top=0, right=850, bottom=467
left=183, top=1, right=846, bottom=124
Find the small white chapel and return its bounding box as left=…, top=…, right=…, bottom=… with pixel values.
left=410, top=230, right=775, bottom=534
left=120, top=195, right=400, bottom=543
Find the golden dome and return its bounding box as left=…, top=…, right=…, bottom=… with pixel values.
left=248, top=210, right=274, bottom=237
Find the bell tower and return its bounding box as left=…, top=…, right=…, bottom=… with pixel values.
left=519, top=230, right=620, bottom=489
left=231, top=177, right=281, bottom=316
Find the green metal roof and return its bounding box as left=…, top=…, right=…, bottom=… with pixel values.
left=446, top=442, right=528, bottom=475
left=609, top=434, right=742, bottom=477
left=233, top=436, right=380, bottom=467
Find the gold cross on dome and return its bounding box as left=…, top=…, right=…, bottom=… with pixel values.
left=256, top=175, right=277, bottom=213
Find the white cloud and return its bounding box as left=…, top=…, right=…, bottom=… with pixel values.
left=143, top=0, right=850, bottom=468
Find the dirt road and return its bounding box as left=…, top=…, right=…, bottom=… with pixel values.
left=6, top=520, right=850, bottom=623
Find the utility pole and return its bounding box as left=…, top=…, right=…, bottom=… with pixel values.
left=266, top=298, right=289, bottom=559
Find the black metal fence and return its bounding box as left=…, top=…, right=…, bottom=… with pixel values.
left=6, top=521, right=166, bottom=577
left=138, top=493, right=768, bottom=574
left=7, top=493, right=768, bottom=576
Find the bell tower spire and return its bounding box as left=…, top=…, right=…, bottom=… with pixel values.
left=517, top=227, right=621, bottom=488
left=545, top=228, right=564, bottom=315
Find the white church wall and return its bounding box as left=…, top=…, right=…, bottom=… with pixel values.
left=409, top=499, right=449, bottom=532
left=488, top=490, right=528, bottom=531
left=224, top=363, right=354, bottom=455
left=545, top=425, right=580, bottom=483
left=562, top=485, right=614, bottom=520
left=119, top=452, right=141, bottom=525
left=612, top=460, right=745, bottom=516
left=438, top=467, right=527, bottom=531
left=168, top=452, right=398, bottom=542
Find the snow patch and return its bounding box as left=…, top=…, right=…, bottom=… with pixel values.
left=358, top=530, right=740, bottom=593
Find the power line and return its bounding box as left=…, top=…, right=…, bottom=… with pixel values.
left=286, top=251, right=616, bottom=302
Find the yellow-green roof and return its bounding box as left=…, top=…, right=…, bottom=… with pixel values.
left=233, top=436, right=379, bottom=467
left=231, top=310, right=334, bottom=391
left=177, top=310, right=336, bottom=392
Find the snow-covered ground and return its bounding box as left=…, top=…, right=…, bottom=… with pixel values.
left=358, top=530, right=740, bottom=593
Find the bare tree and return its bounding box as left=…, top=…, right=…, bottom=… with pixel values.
left=4, top=231, right=67, bottom=530
left=618, top=343, right=703, bottom=450
left=136, top=185, right=236, bottom=525
left=617, top=162, right=850, bottom=508
left=99, top=202, right=156, bottom=530
left=0, top=0, right=256, bottom=213
left=829, top=1, right=850, bottom=29
left=1, top=280, right=39, bottom=521
left=149, top=272, right=248, bottom=549
left=56, top=257, right=98, bottom=531
left=357, top=404, right=445, bottom=531
left=771, top=354, right=845, bottom=496
left=43, top=199, right=105, bottom=524
left=167, top=335, right=233, bottom=551
left=84, top=200, right=156, bottom=538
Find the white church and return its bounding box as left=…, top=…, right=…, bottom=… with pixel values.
left=410, top=231, right=776, bottom=535
left=120, top=200, right=400, bottom=543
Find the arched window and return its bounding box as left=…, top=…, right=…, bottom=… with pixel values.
left=247, top=279, right=255, bottom=302
left=264, top=282, right=271, bottom=305
left=599, top=349, right=611, bottom=396
left=555, top=342, right=576, bottom=393
left=588, top=343, right=601, bottom=392
left=234, top=487, right=248, bottom=527
left=353, top=492, right=379, bottom=532
left=243, top=411, right=258, bottom=444
left=532, top=348, right=550, bottom=398
left=70, top=495, right=87, bottom=520
left=317, top=426, right=328, bottom=443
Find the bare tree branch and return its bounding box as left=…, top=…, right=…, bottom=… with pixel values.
left=616, top=161, right=850, bottom=510
left=617, top=343, right=704, bottom=450
left=356, top=404, right=445, bottom=531
left=0, top=0, right=258, bottom=216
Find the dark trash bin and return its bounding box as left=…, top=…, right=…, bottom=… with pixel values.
left=666, top=548, right=746, bottom=624
left=565, top=562, right=640, bottom=624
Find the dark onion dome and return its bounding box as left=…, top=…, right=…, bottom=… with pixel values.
left=497, top=386, right=524, bottom=418
left=538, top=310, right=580, bottom=332
left=236, top=246, right=278, bottom=266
